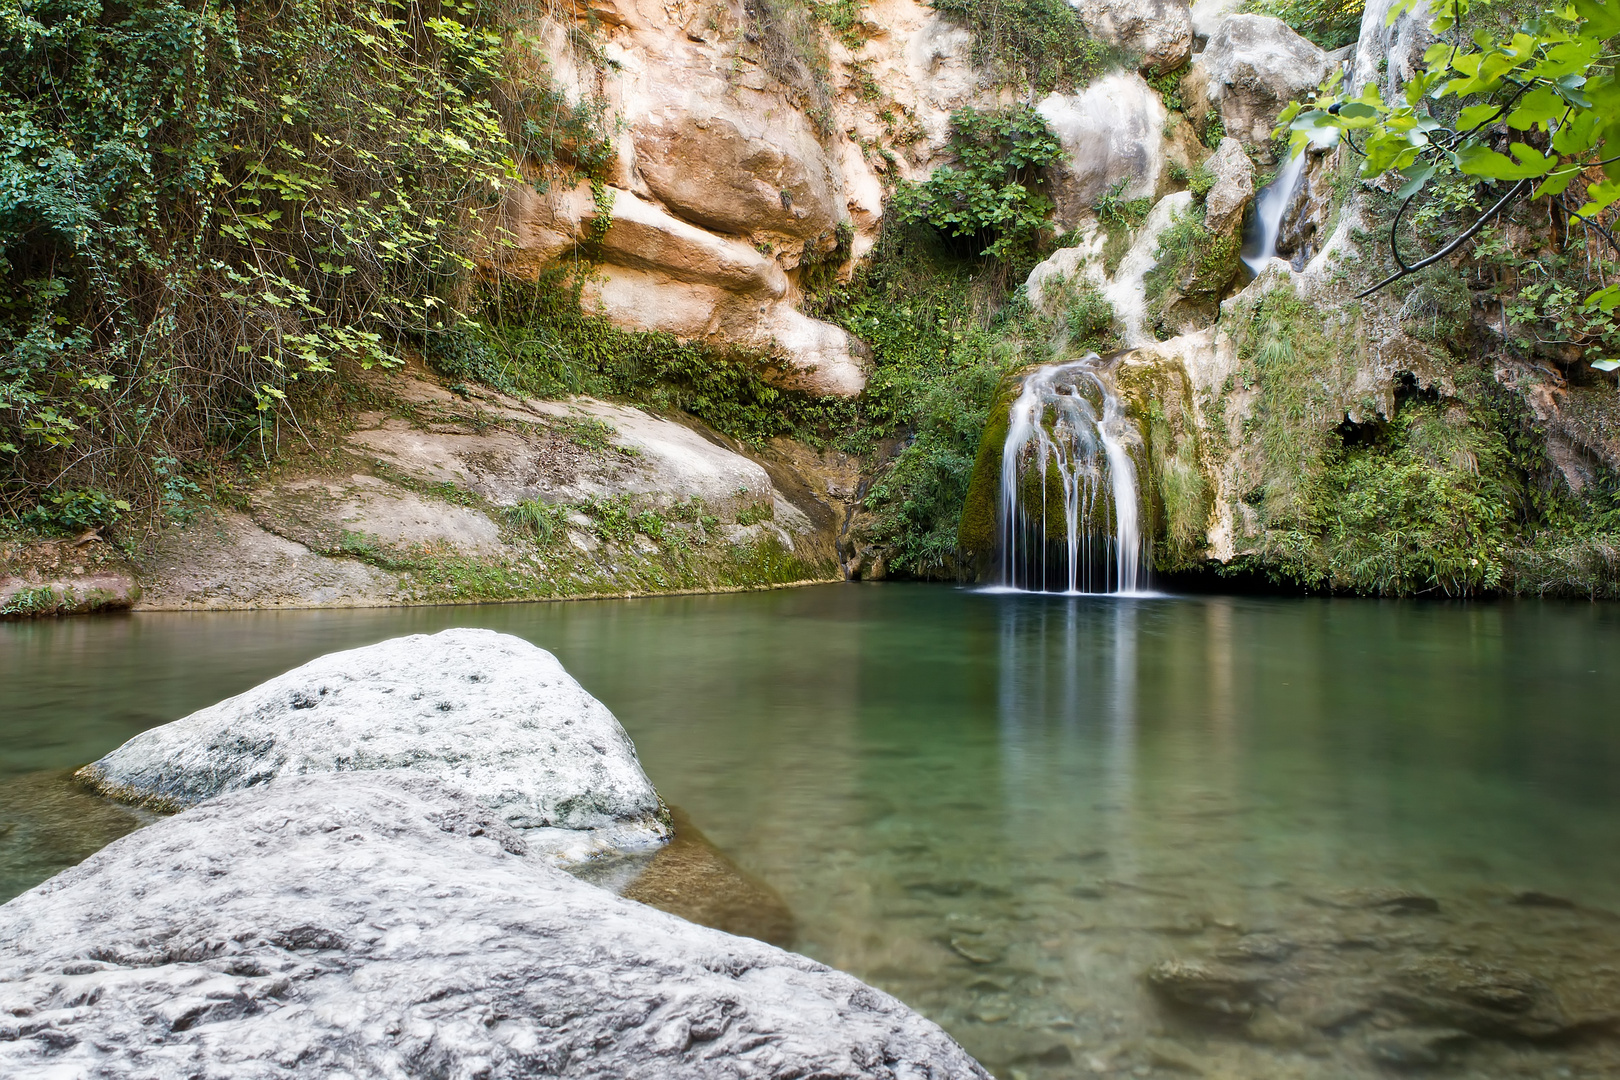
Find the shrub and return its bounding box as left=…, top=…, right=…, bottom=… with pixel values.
left=1, top=0, right=592, bottom=524
left=891, top=107, right=1065, bottom=261
left=931, top=0, right=1118, bottom=94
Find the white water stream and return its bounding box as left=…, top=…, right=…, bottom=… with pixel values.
left=996, top=357, right=1150, bottom=595
left=1243, top=130, right=1340, bottom=274
left=1242, top=150, right=1310, bottom=274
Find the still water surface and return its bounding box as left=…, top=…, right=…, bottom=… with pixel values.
left=4, top=585, right=1620, bottom=1076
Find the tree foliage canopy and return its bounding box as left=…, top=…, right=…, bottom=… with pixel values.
left=1279, top=0, right=1620, bottom=322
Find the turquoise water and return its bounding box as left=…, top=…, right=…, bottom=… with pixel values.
left=4, top=585, right=1620, bottom=1076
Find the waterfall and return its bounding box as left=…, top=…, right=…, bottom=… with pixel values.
left=996, top=356, right=1150, bottom=595
left=1242, top=130, right=1339, bottom=275
left=1242, top=150, right=1309, bottom=275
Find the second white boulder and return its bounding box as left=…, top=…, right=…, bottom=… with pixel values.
left=75, top=628, right=669, bottom=862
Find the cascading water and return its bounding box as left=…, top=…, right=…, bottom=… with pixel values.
left=1242, top=130, right=1340, bottom=275
left=1242, top=150, right=1310, bottom=275
left=996, top=355, right=1150, bottom=595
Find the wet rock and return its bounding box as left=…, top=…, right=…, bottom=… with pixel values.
left=1365, top=1028, right=1473, bottom=1069
left=1147, top=959, right=1270, bottom=1021
left=1304, top=998, right=1374, bottom=1033
left=0, top=772, right=148, bottom=904
left=1310, top=887, right=1441, bottom=915
left=949, top=937, right=1006, bottom=966
left=1507, top=890, right=1577, bottom=909
left=1380, top=957, right=1574, bottom=1040
left=1143, top=1036, right=1205, bottom=1073
left=0, top=774, right=991, bottom=1079
left=1245, top=1007, right=1312, bottom=1046
left=75, top=628, right=670, bottom=863
left=1217, top=934, right=1297, bottom=963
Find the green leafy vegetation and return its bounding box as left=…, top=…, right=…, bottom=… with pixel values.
left=1310, top=400, right=1515, bottom=595
left=1092, top=179, right=1154, bottom=228
left=1281, top=0, right=1620, bottom=330
left=442, top=273, right=851, bottom=447
left=930, top=0, right=1118, bottom=94
left=1142, top=204, right=1244, bottom=339
left=816, top=225, right=1043, bottom=576
left=1242, top=0, right=1365, bottom=49
left=891, top=106, right=1066, bottom=261
left=0, top=0, right=610, bottom=528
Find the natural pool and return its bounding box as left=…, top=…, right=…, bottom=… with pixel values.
left=4, top=584, right=1620, bottom=1077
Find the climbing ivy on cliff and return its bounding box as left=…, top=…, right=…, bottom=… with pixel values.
left=0, top=0, right=582, bottom=524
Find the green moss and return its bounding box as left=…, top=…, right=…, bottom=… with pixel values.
left=1145, top=62, right=1190, bottom=111
left=956, top=374, right=1017, bottom=569
left=1304, top=402, right=1515, bottom=595
left=1116, top=361, right=1211, bottom=570
left=1141, top=204, right=1243, bottom=339
left=454, top=272, right=852, bottom=449
left=1223, top=288, right=1345, bottom=538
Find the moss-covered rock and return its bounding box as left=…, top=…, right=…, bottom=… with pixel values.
left=956, top=373, right=1020, bottom=578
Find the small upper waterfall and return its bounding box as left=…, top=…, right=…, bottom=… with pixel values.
left=1242, top=150, right=1310, bottom=275
left=996, top=356, right=1150, bottom=595
left=1242, top=130, right=1339, bottom=274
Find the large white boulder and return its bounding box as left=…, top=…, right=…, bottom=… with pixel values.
left=1039, top=72, right=1169, bottom=227
left=0, top=775, right=991, bottom=1079
left=75, top=629, right=669, bottom=862
left=1073, top=0, right=1193, bottom=73
left=1188, top=15, right=1331, bottom=148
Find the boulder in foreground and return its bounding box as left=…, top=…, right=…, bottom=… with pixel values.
left=76, top=628, right=668, bottom=862
left=0, top=774, right=991, bottom=1080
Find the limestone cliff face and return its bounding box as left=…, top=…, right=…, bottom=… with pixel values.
left=488, top=0, right=1211, bottom=399
left=491, top=0, right=1013, bottom=398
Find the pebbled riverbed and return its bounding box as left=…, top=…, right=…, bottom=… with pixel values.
left=4, top=585, right=1620, bottom=1077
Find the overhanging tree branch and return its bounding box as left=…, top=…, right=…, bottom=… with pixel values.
left=1355, top=179, right=1531, bottom=298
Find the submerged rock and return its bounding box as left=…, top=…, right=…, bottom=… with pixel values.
left=1147, top=959, right=1270, bottom=1021
left=1381, top=957, right=1578, bottom=1040
left=75, top=628, right=670, bottom=862
left=575, top=806, right=798, bottom=949
left=0, top=775, right=991, bottom=1079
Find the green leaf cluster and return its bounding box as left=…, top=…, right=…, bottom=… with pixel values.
left=1, top=0, right=594, bottom=525
left=1242, top=0, right=1366, bottom=50
left=1279, top=0, right=1619, bottom=241
left=891, top=107, right=1066, bottom=261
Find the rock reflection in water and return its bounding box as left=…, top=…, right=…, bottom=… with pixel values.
left=0, top=770, right=149, bottom=902
left=576, top=806, right=797, bottom=949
